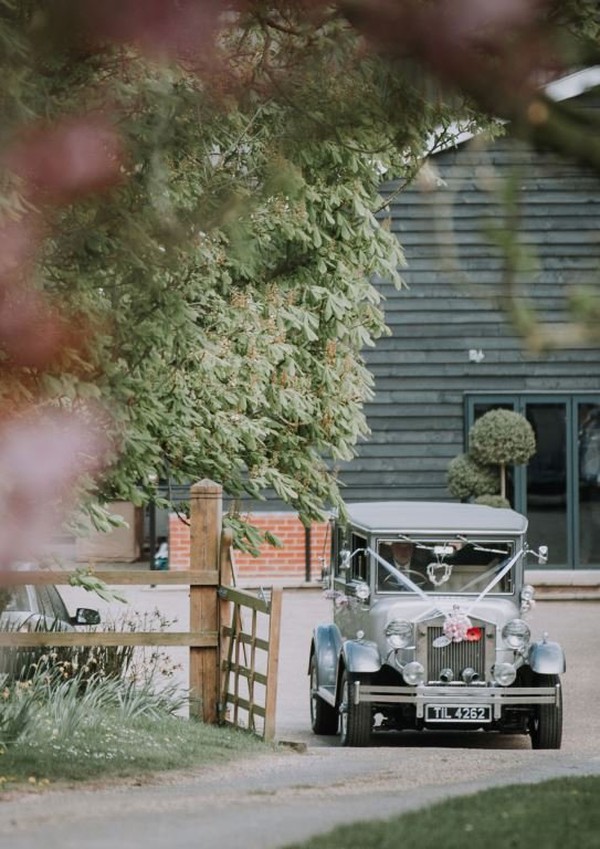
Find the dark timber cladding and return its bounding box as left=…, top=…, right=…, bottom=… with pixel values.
left=338, top=93, right=600, bottom=502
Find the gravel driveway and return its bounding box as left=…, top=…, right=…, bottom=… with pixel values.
left=2, top=587, right=599, bottom=849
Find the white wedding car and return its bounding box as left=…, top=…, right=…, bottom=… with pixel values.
left=309, top=501, right=564, bottom=748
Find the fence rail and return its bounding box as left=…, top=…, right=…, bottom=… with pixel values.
left=0, top=631, right=218, bottom=648
left=0, top=570, right=218, bottom=587
left=0, top=568, right=219, bottom=649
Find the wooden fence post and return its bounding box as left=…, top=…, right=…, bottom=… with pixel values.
left=189, top=479, right=222, bottom=723
left=263, top=587, right=283, bottom=742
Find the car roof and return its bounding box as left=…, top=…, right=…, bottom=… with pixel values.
left=344, top=501, right=528, bottom=535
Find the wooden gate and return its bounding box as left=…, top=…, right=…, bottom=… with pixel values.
left=218, top=534, right=282, bottom=741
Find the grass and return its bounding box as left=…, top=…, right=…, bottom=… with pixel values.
left=283, top=775, right=600, bottom=849
left=0, top=711, right=266, bottom=789
left=0, top=636, right=269, bottom=793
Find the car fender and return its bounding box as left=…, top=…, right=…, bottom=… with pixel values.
left=310, top=624, right=343, bottom=691
left=528, top=639, right=566, bottom=674
left=341, top=639, right=381, bottom=675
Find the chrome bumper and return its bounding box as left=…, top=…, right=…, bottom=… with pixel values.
left=356, top=683, right=560, bottom=721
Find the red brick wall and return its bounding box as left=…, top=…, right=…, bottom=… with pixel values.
left=168, top=513, right=193, bottom=570
left=168, top=511, right=329, bottom=581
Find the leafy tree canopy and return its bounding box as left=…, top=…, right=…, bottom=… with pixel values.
left=0, top=1, right=598, bottom=556
left=0, top=3, right=485, bottom=536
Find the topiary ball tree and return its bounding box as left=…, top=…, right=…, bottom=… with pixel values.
left=469, top=409, right=536, bottom=500
left=447, top=453, right=499, bottom=501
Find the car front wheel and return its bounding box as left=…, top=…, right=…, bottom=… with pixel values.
left=339, top=669, right=372, bottom=747
left=530, top=673, right=563, bottom=750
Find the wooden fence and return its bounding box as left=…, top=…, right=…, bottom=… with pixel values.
left=0, top=480, right=282, bottom=740
left=218, top=535, right=282, bottom=740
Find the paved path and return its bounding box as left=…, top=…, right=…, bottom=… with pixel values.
left=2, top=588, right=598, bottom=848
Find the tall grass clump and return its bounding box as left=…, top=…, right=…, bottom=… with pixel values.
left=50, top=608, right=184, bottom=689
left=0, top=680, right=38, bottom=749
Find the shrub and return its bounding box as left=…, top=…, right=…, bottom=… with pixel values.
left=447, top=409, right=537, bottom=505
left=447, top=453, right=499, bottom=500
left=469, top=409, right=536, bottom=499
left=470, top=409, right=537, bottom=466
left=0, top=681, right=38, bottom=750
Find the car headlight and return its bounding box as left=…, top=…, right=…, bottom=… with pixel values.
left=502, top=619, right=531, bottom=650
left=493, top=662, right=517, bottom=687
left=385, top=620, right=413, bottom=649
left=402, top=661, right=425, bottom=686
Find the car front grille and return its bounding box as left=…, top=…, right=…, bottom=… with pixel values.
left=426, top=625, right=488, bottom=683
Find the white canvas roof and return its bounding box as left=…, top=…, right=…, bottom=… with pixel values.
left=344, top=501, right=528, bottom=535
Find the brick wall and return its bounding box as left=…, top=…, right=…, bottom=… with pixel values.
left=167, top=511, right=329, bottom=582
left=168, top=513, right=193, bottom=570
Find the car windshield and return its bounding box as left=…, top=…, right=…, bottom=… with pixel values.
left=376, top=537, right=515, bottom=595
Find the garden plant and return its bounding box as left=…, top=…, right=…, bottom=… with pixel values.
left=448, top=410, right=536, bottom=506
left=0, top=609, right=267, bottom=790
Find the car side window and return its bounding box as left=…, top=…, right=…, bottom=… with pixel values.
left=349, top=533, right=368, bottom=583
left=334, top=526, right=347, bottom=577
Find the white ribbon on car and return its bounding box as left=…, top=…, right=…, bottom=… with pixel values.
left=463, top=547, right=522, bottom=617
left=367, top=544, right=524, bottom=638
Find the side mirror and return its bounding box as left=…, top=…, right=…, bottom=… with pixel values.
left=73, top=607, right=101, bottom=626
left=525, top=544, right=548, bottom=566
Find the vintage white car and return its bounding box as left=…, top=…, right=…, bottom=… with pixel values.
left=309, top=501, right=564, bottom=748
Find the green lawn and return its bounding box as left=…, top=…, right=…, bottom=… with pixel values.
left=284, top=775, right=600, bottom=849
left=0, top=712, right=268, bottom=791
left=0, top=650, right=270, bottom=792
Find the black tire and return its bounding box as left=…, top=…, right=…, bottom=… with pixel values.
left=530, top=673, right=563, bottom=750
left=339, top=669, right=372, bottom=747
left=310, top=656, right=339, bottom=735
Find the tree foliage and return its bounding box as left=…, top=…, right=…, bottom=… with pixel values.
left=0, top=1, right=598, bottom=560
left=0, top=3, right=479, bottom=541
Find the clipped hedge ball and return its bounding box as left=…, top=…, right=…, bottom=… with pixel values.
left=470, top=409, right=536, bottom=466
left=447, top=453, right=499, bottom=500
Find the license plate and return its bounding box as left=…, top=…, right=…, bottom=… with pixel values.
left=425, top=704, right=492, bottom=723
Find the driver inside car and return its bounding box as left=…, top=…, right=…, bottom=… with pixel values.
left=378, top=541, right=428, bottom=590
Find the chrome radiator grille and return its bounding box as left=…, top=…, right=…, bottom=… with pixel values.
left=426, top=626, right=487, bottom=682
